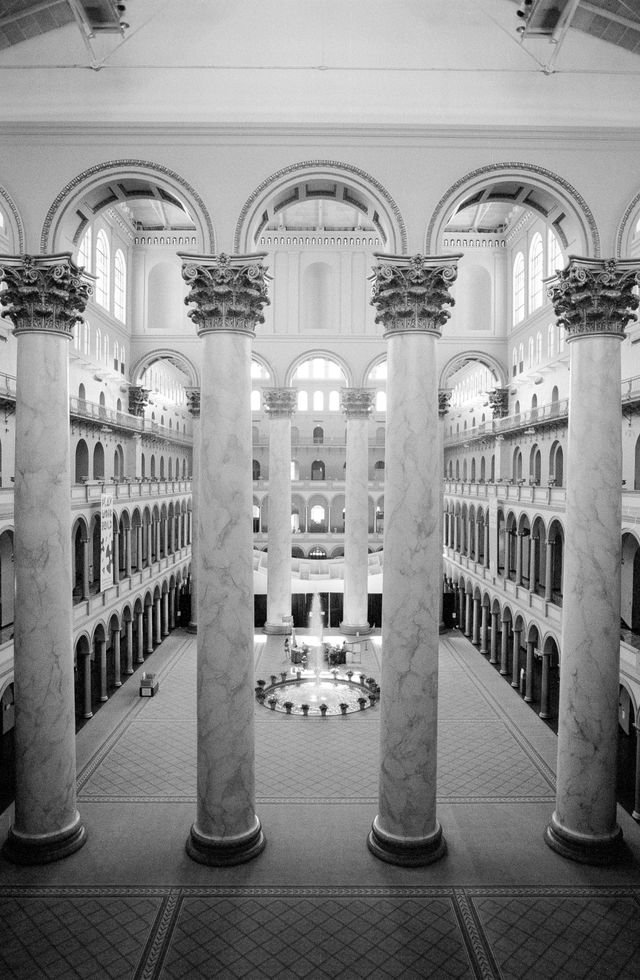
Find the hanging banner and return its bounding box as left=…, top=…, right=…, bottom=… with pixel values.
left=100, top=492, right=114, bottom=591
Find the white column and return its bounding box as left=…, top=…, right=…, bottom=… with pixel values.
left=545, top=258, right=639, bottom=864
left=367, top=252, right=460, bottom=866
left=0, top=254, right=87, bottom=865
left=500, top=615, right=510, bottom=675
left=112, top=628, right=121, bottom=688
left=479, top=602, right=489, bottom=655
left=181, top=251, right=268, bottom=866
left=263, top=388, right=296, bottom=634
left=341, top=388, right=375, bottom=634
left=186, top=390, right=200, bottom=633
left=511, top=626, right=522, bottom=689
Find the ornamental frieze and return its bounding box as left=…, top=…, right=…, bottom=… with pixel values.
left=547, top=257, right=640, bottom=339
left=341, top=388, right=375, bottom=419
left=263, top=388, right=297, bottom=417
left=0, top=253, right=92, bottom=337
left=179, top=252, right=271, bottom=337
left=369, top=253, right=462, bottom=336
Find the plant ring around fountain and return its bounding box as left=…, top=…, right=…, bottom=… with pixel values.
left=258, top=668, right=380, bottom=716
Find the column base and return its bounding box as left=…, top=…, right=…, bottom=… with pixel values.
left=186, top=817, right=266, bottom=867
left=187, top=622, right=198, bottom=634
left=2, top=813, right=87, bottom=866
left=340, top=622, right=372, bottom=636
left=544, top=812, right=624, bottom=865
left=263, top=622, right=289, bottom=635
left=367, top=816, right=446, bottom=867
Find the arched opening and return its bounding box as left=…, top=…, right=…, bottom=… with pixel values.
left=0, top=530, right=14, bottom=642
left=93, top=442, right=105, bottom=481
left=75, top=439, right=89, bottom=482
left=311, top=460, right=325, bottom=481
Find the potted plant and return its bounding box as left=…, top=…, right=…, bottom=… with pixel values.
left=331, top=669, right=339, bottom=680
left=368, top=693, right=378, bottom=705
left=283, top=701, right=294, bottom=715
left=256, top=679, right=266, bottom=689
left=339, top=703, right=349, bottom=715
left=280, top=671, right=288, bottom=683
left=270, top=674, right=277, bottom=686
left=256, top=689, right=266, bottom=702
left=301, top=703, right=310, bottom=716
left=268, top=697, right=277, bottom=711
left=296, top=670, right=302, bottom=681
left=319, top=702, right=328, bottom=716
left=357, top=697, right=368, bottom=710
left=346, top=670, right=354, bottom=681
left=359, top=673, right=366, bottom=685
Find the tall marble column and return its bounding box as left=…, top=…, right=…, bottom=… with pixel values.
left=181, top=251, right=269, bottom=865
left=263, top=388, right=296, bottom=634
left=186, top=389, right=200, bottom=632
left=511, top=625, right=522, bottom=689
left=341, top=388, right=375, bottom=634
left=479, top=601, right=489, bottom=655
left=0, top=253, right=89, bottom=864
left=500, top=615, right=510, bottom=675
left=367, top=252, right=460, bottom=866
left=545, top=257, right=640, bottom=864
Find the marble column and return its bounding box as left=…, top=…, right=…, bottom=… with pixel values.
left=471, top=595, right=481, bottom=646
left=112, top=522, right=120, bottom=585
left=500, top=615, right=510, bottom=675
left=0, top=253, right=88, bottom=864
left=124, top=526, right=132, bottom=578
left=545, top=258, right=640, bottom=864
left=162, top=591, right=169, bottom=637
left=145, top=604, right=154, bottom=653
left=511, top=626, right=522, bottom=689
left=544, top=540, right=553, bottom=602
left=515, top=531, right=523, bottom=585
left=464, top=588, right=473, bottom=638
left=125, top=619, right=134, bottom=675
left=153, top=595, right=162, bottom=643
left=82, top=655, right=92, bottom=720
left=489, top=610, right=499, bottom=664
left=263, top=388, right=297, bottom=634
left=180, top=251, right=270, bottom=866
left=539, top=651, right=551, bottom=720
left=367, top=252, right=460, bottom=866
left=169, top=587, right=176, bottom=630
left=186, top=389, right=200, bottom=633
left=484, top=519, right=490, bottom=569
left=98, top=638, right=107, bottom=702
left=136, top=609, right=145, bottom=663
left=82, top=537, right=90, bottom=600
left=479, top=602, right=489, bottom=655
left=529, top=534, right=538, bottom=593
left=341, top=388, right=375, bottom=634
left=524, top=639, right=535, bottom=702
left=112, top=628, right=121, bottom=688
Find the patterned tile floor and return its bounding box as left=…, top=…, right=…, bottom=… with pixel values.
left=1, top=628, right=640, bottom=978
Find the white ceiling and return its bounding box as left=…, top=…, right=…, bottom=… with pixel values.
left=0, top=1, right=639, bottom=128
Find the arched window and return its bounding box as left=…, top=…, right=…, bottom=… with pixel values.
left=95, top=229, right=110, bottom=309
left=311, top=460, right=325, bottom=480
left=95, top=327, right=101, bottom=362
left=313, top=390, right=324, bottom=411
left=93, top=442, right=105, bottom=480
left=518, top=344, right=524, bottom=374
left=114, top=249, right=126, bottom=321
left=253, top=460, right=261, bottom=480
left=77, top=228, right=92, bottom=271
left=528, top=233, right=544, bottom=311
left=536, top=331, right=542, bottom=365
left=313, top=426, right=324, bottom=444
left=547, top=229, right=564, bottom=276
left=512, top=347, right=518, bottom=377
left=78, top=383, right=86, bottom=403
left=528, top=336, right=534, bottom=368
left=297, top=390, right=308, bottom=411
left=75, top=440, right=89, bottom=482
left=328, top=390, right=340, bottom=411
left=513, top=251, right=525, bottom=324
left=548, top=322, right=555, bottom=359
left=83, top=320, right=90, bottom=356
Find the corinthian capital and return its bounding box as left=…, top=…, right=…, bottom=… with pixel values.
left=341, top=388, right=375, bottom=419
left=263, top=387, right=297, bottom=418
left=547, top=257, right=640, bottom=340
left=185, top=387, right=201, bottom=419
left=179, top=251, right=271, bottom=337
left=438, top=389, right=452, bottom=417
left=0, top=253, right=93, bottom=338
left=369, top=253, right=462, bottom=337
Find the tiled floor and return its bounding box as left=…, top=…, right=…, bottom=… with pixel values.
left=1, top=628, right=640, bottom=978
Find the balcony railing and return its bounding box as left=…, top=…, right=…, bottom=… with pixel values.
left=445, top=398, right=570, bottom=447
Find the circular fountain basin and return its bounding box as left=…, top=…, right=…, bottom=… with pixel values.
left=259, top=669, right=378, bottom=716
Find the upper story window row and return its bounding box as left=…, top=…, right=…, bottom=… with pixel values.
left=78, top=227, right=127, bottom=324
left=512, top=228, right=564, bottom=327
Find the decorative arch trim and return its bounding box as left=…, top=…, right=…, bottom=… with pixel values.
left=425, top=162, right=599, bottom=258
left=285, top=348, right=353, bottom=388
left=0, top=183, right=25, bottom=252
left=439, top=350, right=508, bottom=391
left=41, top=160, right=215, bottom=254
left=131, top=349, right=200, bottom=389
left=616, top=188, right=640, bottom=257
left=234, top=159, right=407, bottom=254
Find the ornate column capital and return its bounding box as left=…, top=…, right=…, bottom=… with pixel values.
left=186, top=387, right=201, bottom=419
left=179, top=251, right=271, bottom=337
left=547, top=257, right=640, bottom=341
left=128, top=385, right=150, bottom=417
left=438, top=389, right=452, bottom=417
left=341, top=388, right=375, bottom=419
left=263, top=387, right=297, bottom=418
left=0, top=252, right=93, bottom=338
left=369, top=252, right=462, bottom=337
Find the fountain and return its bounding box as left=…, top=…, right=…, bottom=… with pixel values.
left=259, top=594, right=380, bottom=716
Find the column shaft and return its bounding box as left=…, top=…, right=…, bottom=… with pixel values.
left=342, top=391, right=374, bottom=634
left=264, top=390, right=296, bottom=634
